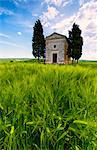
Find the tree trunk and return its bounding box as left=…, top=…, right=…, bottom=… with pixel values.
left=77, top=59, right=78, bottom=64
left=72, top=59, right=74, bottom=64
left=44, top=59, right=45, bottom=64
left=38, top=49, right=40, bottom=62
left=38, top=56, right=39, bottom=61
left=43, top=55, right=46, bottom=64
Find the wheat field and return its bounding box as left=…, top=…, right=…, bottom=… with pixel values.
left=0, top=61, right=97, bottom=150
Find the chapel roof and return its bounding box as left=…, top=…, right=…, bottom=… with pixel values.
left=46, top=32, right=68, bottom=40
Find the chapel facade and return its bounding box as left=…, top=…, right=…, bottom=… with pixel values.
left=45, top=32, right=71, bottom=64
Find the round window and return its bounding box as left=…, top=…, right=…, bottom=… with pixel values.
left=54, top=45, right=56, bottom=48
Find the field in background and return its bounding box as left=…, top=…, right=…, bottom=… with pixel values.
left=0, top=61, right=97, bottom=149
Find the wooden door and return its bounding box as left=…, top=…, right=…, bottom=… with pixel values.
left=53, top=53, right=57, bottom=63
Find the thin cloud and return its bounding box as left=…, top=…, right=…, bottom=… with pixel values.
left=42, top=0, right=72, bottom=7
left=32, top=13, right=38, bottom=17
left=0, top=40, right=24, bottom=48
left=79, top=0, right=85, bottom=6
left=81, top=49, right=97, bottom=60
left=79, top=0, right=91, bottom=6
left=16, top=19, right=33, bottom=29
left=0, top=7, right=14, bottom=15
left=12, top=0, right=28, bottom=6
left=6, top=16, right=33, bottom=30
left=0, top=33, right=10, bottom=38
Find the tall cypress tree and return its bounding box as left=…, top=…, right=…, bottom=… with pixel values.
left=32, top=19, right=45, bottom=60
left=68, top=23, right=83, bottom=63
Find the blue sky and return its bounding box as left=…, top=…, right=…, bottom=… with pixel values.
left=0, top=0, right=97, bottom=60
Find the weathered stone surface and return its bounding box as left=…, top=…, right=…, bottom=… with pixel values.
left=46, top=32, right=70, bottom=64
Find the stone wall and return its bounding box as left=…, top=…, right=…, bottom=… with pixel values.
left=46, top=36, right=68, bottom=64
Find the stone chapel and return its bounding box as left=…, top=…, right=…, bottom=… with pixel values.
left=45, top=32, right=71, bottom=64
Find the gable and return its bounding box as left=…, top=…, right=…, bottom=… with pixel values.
left=46, top=32, right=67, bottom=40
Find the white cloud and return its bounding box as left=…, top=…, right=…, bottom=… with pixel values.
left=76, top=0, right=97, bottom=55
left=17, top=32, right=22, bottom=35
left=76, top=0, right=97, bottom=29
left=43, top=0, right=97, bottom=60
left=42, top=0, right=72, bottom=7
left=0, top=7, right=14, bottom=15
left=79, top=0, right=92, bottom=6
left=43, top=6, right=59, bottom=19
left=40, top=6, right=59, bottom=26
left=51, top=1, right=97, bottom=45
left=44, top=0, right=62, bottom=6
left=63, top=1, right=70, bottom=7
left=51, top=15, right=75, bottom=35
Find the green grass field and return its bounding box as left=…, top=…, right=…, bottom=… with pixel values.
left=0, top=61, right=97, bottom=150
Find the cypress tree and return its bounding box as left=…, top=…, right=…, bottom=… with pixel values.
left=68, top=23, right=83, bottom=63
left=32, top=19, right=45, bottom=60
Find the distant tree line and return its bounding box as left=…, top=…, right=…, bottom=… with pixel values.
left=32, top=19, right=83, bottom=63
